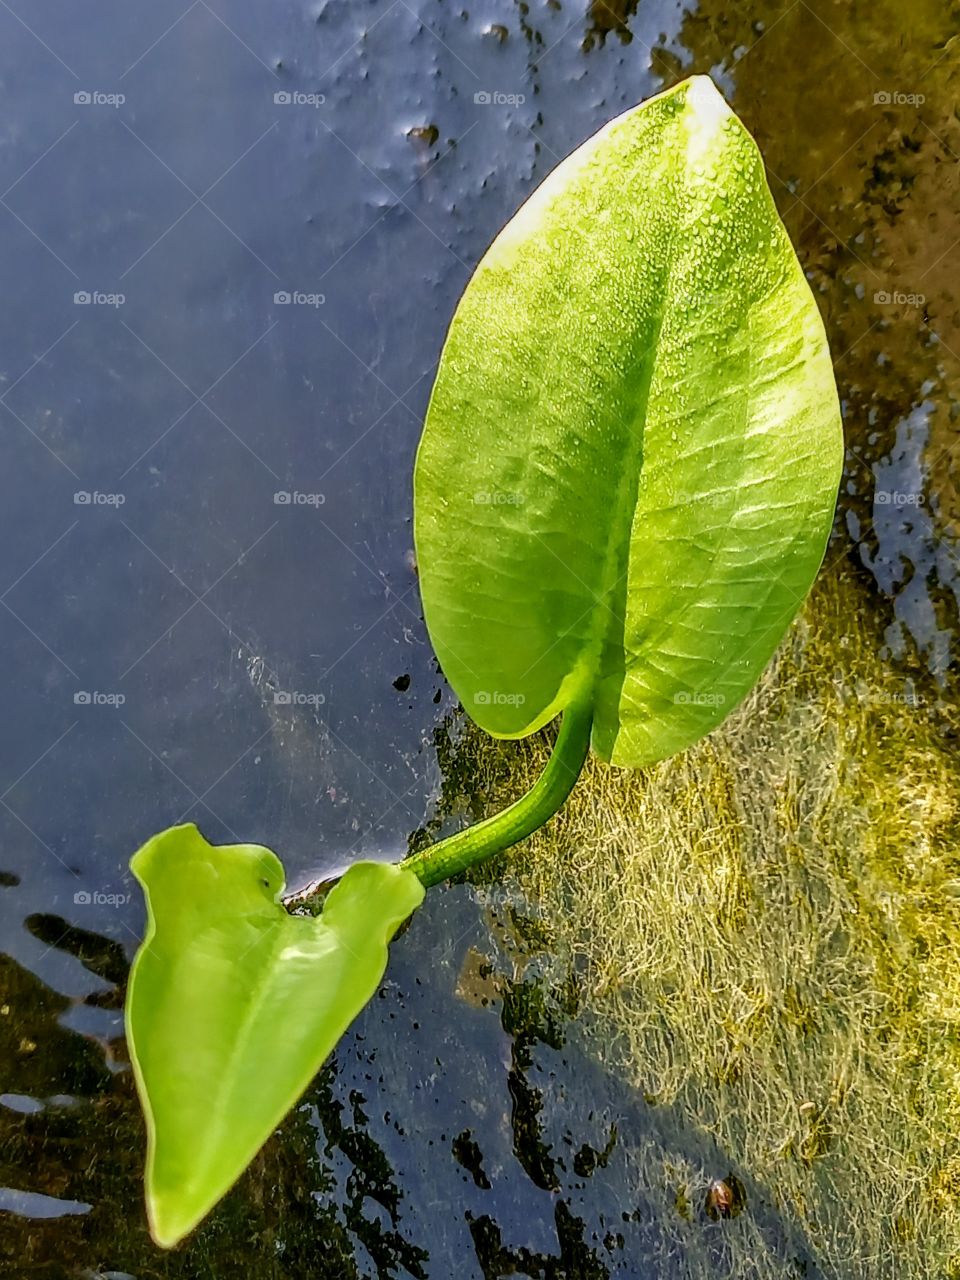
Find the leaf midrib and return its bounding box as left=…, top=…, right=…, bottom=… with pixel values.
left=580, top=113, right=685, bottom=710
left=184, top=906, right=315, bottom=1197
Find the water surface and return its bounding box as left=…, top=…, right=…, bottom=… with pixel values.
left=1, top=1, right=958, bottom=1276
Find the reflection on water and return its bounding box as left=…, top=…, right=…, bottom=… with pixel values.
left=1, top=0, right=959, bottom=1276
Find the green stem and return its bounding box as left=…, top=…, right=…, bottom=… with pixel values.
left=402, top=697, right=593, bottom=889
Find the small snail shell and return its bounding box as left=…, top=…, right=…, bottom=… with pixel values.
left=705, top=1174, right=746, bottom=1221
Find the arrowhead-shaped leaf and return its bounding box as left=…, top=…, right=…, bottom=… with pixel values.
left=415, top=75, right=843, bottom=765
left=125, top=824, right=424, bottom=1247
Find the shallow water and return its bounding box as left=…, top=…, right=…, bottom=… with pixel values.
left=0, top=0, right=957, bottom=1276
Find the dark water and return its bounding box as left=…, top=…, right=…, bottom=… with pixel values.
left=0, top=1, right=956, bottom=1276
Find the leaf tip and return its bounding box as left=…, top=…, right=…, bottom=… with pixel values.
left=146, top=1186, right=207, bottom=1250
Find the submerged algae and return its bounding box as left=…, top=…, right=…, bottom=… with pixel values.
left=444, top=564, right=960, bottom=1280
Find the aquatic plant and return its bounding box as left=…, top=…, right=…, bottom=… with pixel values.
left=124, top=74, right=842, bottom=1247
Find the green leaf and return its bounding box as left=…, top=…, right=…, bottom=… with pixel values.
left=125, top=824, right=424, bottom=1248
left=414, top=75, right=842, bottom=766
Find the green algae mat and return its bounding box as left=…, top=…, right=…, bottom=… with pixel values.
left=447, top=567, right=960, bottom=1279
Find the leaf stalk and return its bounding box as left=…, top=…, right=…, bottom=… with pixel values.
left=401, top=698, right=593, bottom=888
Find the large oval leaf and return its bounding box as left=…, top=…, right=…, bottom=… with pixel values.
left=414, top=75, right=842, bottom=766
left=125, top=824, right=424, bottom=1247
